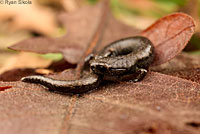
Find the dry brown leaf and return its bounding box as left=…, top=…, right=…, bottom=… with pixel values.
left=0, top=52, right=51, bottom=74
left=141, top=13, right=195, bottom=65
left=9, top=1, right=139, bottom=64
left=9, top=4, right=195, bottom=66
left=151, top=53, right=200, bottom=84
left=0, top=0, right=57, bottom=35
left=151, top=53, right=200, bottom=72
left=0, top=2, right=199, bottom=134
left=0, top=71, right=200, bottom=134
left=0, top=68, right=36, bottom=81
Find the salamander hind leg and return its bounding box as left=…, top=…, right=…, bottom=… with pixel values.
left=117, top=68, right=148, bottom=82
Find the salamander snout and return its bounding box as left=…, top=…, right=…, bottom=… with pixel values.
left=90, top=61, right=109, bottom=75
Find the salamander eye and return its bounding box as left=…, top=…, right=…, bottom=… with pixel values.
left=90, top=65, right=96, bottom=72
left=96, top=65, right=107, bottom=72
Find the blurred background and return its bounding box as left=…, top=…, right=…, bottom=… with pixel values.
left=0, top=0, right=199, bottom=76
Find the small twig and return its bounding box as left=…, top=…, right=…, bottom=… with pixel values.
left=75, top=0, right=109, bottom=79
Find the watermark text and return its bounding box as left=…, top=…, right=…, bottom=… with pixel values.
left=0, top=0, right=32, bottom=5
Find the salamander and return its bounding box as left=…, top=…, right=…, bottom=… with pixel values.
left=21, top=36, right=154, bottom=94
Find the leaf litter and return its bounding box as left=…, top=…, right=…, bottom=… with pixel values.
left=0, top=0, right=57, bottom=35
left=0, top=1, right=200, bottom=134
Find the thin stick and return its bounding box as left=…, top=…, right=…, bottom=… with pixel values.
left=75, top=0, right=109, bottom=78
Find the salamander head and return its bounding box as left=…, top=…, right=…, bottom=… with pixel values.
left=89, top=57, right=130, bottom=76
left=90, top=58, right=110, bottom=75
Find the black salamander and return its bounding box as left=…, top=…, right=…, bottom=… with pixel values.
left=22, top=36, right=154, bottom=94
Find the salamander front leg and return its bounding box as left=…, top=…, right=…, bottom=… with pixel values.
left=133, top=68, right=147, bottom=82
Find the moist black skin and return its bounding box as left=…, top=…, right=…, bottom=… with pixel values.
left=21, top=73, right=102, bottom=94
left=21, top=36, right=154, bottom=94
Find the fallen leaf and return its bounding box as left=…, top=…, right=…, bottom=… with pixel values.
left=0, top=71, right=200, bottom=134
left=0, top=52, right=51, bottom=74
left=9, top=1, right=139, bottom=64
left=0, top=68, right=36, bottom=81
left=0, top=0, right=57, bottom=35
left=1, top=2, right=199, bottom=134
left=0, top=59, right=76, bottom=81
left=0, top=29, right=31, bottom=49
left=151, top=53, right=200, bottom=83
left=9, top=5, right=195, bottom=67
left=151, top=53, right=200, bottom=72
left=158, top=67, right=200, bottom=84
left=47, top=59, right=76, bottom=72
left=141, top=13, right=195, bottom=65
